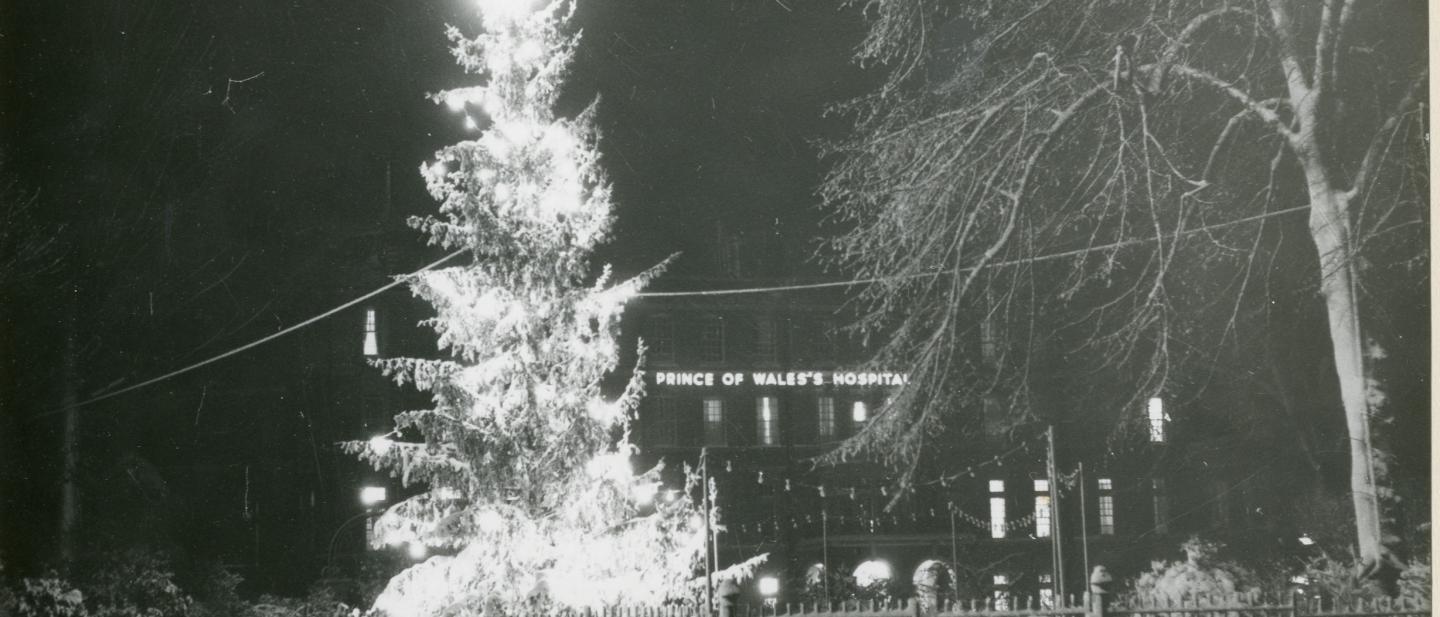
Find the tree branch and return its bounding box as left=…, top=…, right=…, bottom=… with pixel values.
left=1167, top=64, right=1296, bottom=142
left=1348, top=71, right=1427, bottom=201
left=1312, top=0, right=1341, bottom=106
left=1265, top=0, right=1314, bottom=111
left=1203, top=99, right=1286, bottom=182
left=1150, top=5, right=1252, bottom=94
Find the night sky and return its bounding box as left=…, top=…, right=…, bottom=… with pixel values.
left=1, top=0, right=870, bottom=585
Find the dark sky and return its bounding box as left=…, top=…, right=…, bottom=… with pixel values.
left=0, top=0, right=871, bottom=583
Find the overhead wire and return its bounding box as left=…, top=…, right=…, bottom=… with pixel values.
left=634, top=205, right=1307, bottom=297
left=31, top=248, right=468, bottom=420
left=32, top=204, right=1308, bottom=418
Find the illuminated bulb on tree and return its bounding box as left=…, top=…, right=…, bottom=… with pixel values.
left=368, top=435, right=393, bottom=456
left=444, top=91, right=466, bottom=113
left=634, top=482, right=659, bottom=505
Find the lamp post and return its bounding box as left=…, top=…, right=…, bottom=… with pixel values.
left=324, top=511, right=374, bottom=575
left=324, top=484, right=388, bottom=575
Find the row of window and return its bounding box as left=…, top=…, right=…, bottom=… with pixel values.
left=645, top=315, right=842, bottom=365
left=647, top=396, right=874, bottom=447
left=985, top=478, right=1119, bottom=539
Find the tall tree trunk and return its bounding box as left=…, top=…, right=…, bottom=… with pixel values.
left=1306, top=181, right=1394, bottom=581
left=60, top=304, right=80, bottom=571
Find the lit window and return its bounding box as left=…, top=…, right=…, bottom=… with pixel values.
left=649, top=398, right=678, bottom=446
left=703, top=398, right=725, bottom=446
left=700, top=317, right=725, bottom=363
left=1039, top=574, right=1054, bottom=609
left=1147, top=397, right=1166, bottom=442
left=816, top=396, right=836, bottom=440
left=649, top=316, right=675, bottom=364
left=1099, top=477, right=1115, bottom=536
left=756, top=396, right=779, bottom=446
left=363, top=308, right=379, bottom=356
left=989, top=480, right=1006, bottom=539
left=1153, top=478, right=1169, bottom=533
left=852, top=401, right=869, bottom=423
left=1035, top=479, right=1051, bottom=538
left=991, top=575, right=1009, bottom=610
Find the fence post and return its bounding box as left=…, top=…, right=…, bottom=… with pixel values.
left=1088, top=565, right=1114, bottom=617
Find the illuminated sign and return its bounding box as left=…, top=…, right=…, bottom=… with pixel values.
left=651, top=370, right=909, bottom=387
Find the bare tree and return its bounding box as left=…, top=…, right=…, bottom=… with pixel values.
left=820, top=0, right=1426, bottom=585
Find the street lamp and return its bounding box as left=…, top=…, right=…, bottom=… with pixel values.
left=758, top=575, right=779, bottom=612
left=360, top=485, right=388, bottom=507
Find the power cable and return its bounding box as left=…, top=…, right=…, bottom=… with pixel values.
left=31, top=203, right=1307, bottom=418
left=31, top=249, right=467, bottom=420
left=635, top=205, right=1308, bottom=297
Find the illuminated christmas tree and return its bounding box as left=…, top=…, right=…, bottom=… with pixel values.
left=346, top=1, right=707, bottom=614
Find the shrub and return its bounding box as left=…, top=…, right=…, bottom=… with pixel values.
left=1131, top=537, right=1259, bottom=601
left=1298, top=557, right=1430, bottom=605
left=13, top=578, right=87, bottom=617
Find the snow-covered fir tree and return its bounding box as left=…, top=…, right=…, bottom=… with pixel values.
left=346, top=1, right=707, bottom=614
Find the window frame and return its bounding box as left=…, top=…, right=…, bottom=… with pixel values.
left=816, top=396, right=836, bottom=441
left=702, top=398, right=726, bottom=446
left=755, top=395, right=779, bottom=446
left=988, top=480, right=1006, bottom=539
left=363, top=307, right=379, bottom=356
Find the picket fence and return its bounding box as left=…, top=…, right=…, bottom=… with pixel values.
left=552, top=592, right=1429, bottom=617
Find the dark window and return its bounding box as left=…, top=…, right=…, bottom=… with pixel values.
left=1152, top=478, right=1169, bottom=533
left=700, top=316, right=725, bottom=363
left=648, top=316, right=676, bottom=365
left=754, top=318, right=777, bottom=364
left=648, top=398, right=679, bottom=446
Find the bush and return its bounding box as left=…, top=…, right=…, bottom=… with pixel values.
left=1131, top=537, right=1259, bottom=601
left=1298, top=557, right=1430, bottom=605
left=13, top=578, right=87, bottom=617
left=80, top=551, right=192, bottom=617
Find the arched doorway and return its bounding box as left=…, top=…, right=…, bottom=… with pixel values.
left=912, top=560, right=957, bottom=608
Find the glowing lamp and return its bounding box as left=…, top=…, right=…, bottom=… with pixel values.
left=407, top=542, right=428, bottom=560
left=758, top=576, right=779, bottom=597
left=360, top=485, right=387, bottom=506
left=854, top=560, right=892, bottom=587
left=852, top=401, right=868, bottom=423
left=1298, top=534, right=1315, bottom=546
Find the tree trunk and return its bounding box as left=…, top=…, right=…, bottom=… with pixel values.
left=60, top=313, right=80, bottom=571
left=1305, top=183, right=1392, bottom=577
